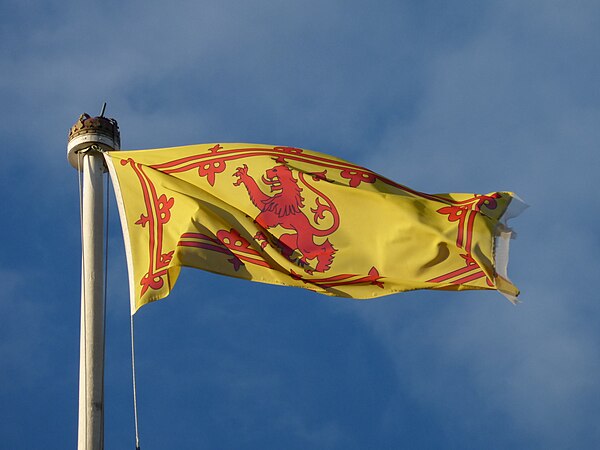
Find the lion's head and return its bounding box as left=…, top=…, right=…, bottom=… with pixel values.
left=261, top=165, right=305, bottom=216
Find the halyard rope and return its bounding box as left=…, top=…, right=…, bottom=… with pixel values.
left=77, top=151, right=89, bottom=447
left=102, top=151, right=141, bottom=449
left=131, top=310, right=141, bottom=450
left=102, top=167, right=109, bottom=448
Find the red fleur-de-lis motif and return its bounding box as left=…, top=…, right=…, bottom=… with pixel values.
left=140, top=272, right=165, bottom=296
left=460, top=253, right=477, bottom=266
left=289, top=266, right=384, bottom=289
left=160, top=251, right=174, bottom=265
left=437, top=193, right=500, bottom=225
left=218, top=229, right=247, bottom=249
left=437, top=205, right=468, bottom=223
left=198, top=160, right=226, bottom=186
left=310, top=170, right=329, bottom=182
left=196, top=144, right=226, bottom=186
left=340, top=169, right=376, bottom=187
left=274, top=147, right=304, bottom=164
left=156, top=194, right=174, bottom=225
left=274, top=146, right=303, bottom=155
left=473, top=194, right=499, bottom=211
left=216, top=229, right=270, bottom=270
left=135, top=214, right=150, bottom=227
left=253, top=231, right=269, bottom=249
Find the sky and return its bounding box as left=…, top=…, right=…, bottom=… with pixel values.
left=1, top=0, right=599, bottom=448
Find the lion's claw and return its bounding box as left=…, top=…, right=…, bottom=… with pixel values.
left=232, top=164, right=249, bottom=186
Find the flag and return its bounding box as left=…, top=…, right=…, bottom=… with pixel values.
left=104, top=143, right=524, bottom=314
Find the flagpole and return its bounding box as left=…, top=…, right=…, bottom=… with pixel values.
left=68, top=112, right=120, bottom=450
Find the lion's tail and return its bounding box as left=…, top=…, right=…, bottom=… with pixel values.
left=298, top=172, right=340, bottom=237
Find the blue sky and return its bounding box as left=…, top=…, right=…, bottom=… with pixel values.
left=2, top=0, right=600, bottom=448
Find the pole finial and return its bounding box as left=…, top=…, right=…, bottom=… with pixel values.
left=67, top=112, right=120, bottom=170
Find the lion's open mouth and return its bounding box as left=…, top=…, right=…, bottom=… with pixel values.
left=262, top=175, right=282, bottom=192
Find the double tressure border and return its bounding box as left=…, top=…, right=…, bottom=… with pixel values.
left=120, top=145, right=500, bottom=297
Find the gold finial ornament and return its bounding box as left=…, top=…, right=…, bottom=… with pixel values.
left=67, top=112, right=120, bottom=169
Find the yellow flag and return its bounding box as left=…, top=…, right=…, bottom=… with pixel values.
left=104, top=143, right=523, bottom=313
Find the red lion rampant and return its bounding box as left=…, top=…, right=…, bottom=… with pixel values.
left=233, top=164, right=339, bottom=273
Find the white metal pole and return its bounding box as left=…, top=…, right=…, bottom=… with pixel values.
left=68, top=113, right=120, bottom=450
left=78, top=150, right=106, bottom=450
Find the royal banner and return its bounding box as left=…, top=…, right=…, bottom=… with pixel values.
left=104, top=143, right=523, bottom=313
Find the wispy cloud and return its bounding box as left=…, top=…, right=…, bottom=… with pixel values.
left=2, top=0, right=599, bottom=448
